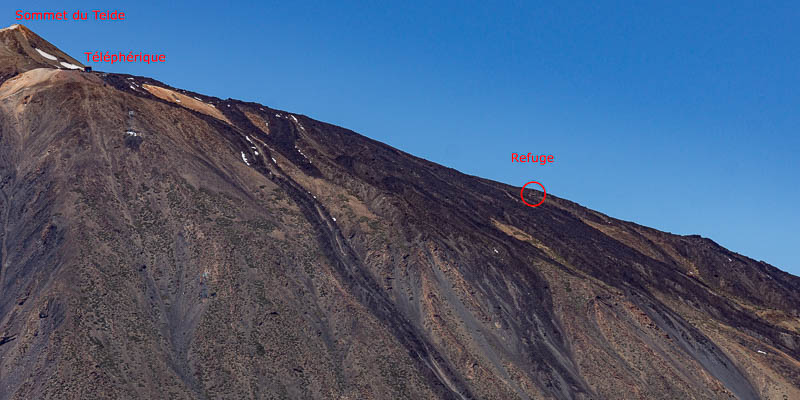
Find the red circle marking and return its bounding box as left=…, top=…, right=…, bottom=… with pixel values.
left=520, top=181, right=546, bottom=207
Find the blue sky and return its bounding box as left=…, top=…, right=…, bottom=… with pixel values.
left=13, top=1, right=799, bottom=275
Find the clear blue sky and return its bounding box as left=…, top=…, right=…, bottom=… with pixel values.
left=13, top=1, right=799, bottom=275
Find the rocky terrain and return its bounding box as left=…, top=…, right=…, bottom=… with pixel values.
left=0, top=24, right=798, bottom=399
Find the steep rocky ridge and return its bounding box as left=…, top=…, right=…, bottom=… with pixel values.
left=0, top=24, right=84, bottom=80
left=0, top=25, right=798, bottom=399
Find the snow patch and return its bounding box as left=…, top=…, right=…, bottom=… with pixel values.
left=289, top=115, right=306, bottom=131
left=493, top=248, right=499, bottom=254
left=295, top=147, right=311, bottom=163
left=34, top=48, right=57, bottom=61
left=129, top=85, right=136, bottom=90
left=193, top=96, right=202, bottom=101
left=245, top=136, right=253, bottom=144
left=332, top=217, right=336, bottom=222
left=241, top=152, right=250, bottom=165
left=254, top=151, right=259, bottom=155
left=60, top=62, right=82, bottom=70
left=0, top=25, right=21, bottom=32
left=125, top=130, right=138, bottom=136
left=271, top=157, right=277, bottom=163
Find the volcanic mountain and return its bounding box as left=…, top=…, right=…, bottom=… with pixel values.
left=0, top=25, right=798, bottom=400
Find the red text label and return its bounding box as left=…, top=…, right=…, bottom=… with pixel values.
left=512, top=153, right=554, bottom=165
left=15, top=10, right=125, bottom=21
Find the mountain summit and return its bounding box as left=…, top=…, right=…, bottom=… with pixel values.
left=0, top=24, right=84, bottom=79
left=0, top=25, right=798, bottom=400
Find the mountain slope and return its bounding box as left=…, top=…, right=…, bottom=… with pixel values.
left=0, top=25, right=798, bottom=400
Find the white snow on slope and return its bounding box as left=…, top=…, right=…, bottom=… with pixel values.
left=60, top=61, right=82, bottom=70
left=241, top=152, right=250, bottom=165
left=271, top=157, right=277, bottom=163
left=295, top=146, right=312, bottom=163
left=245, top=136, right=254, bottom=144
left=289, top=115, right=306, bottom=131
left=35, top=48, right=57, bottom=61
left=757, top=350, right=767, bottom=355
left=0, top=25, right=20, bottom=32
